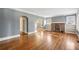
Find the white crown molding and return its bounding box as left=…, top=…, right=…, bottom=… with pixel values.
left=9, top=8, right=78, bottom=18
left=10, top=8, right=45, bottom=17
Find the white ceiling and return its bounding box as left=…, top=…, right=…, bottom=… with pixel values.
left=12, top=8, right=78, bottom=17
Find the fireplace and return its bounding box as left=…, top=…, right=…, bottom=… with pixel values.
left=51, top=23, right=65, bottom=32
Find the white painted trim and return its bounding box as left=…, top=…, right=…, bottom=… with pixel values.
left=9, top=8, right=77, bottom=18
left=51, top=22, right=65, bottom=23
left=46, top=22, right=65, bottom=25
left=10, top=8, right=44, bottom=17
left=0, top=35, right=20, bottom=41
left=28, top=32, right=35, bottom=34
left=0, top=32, right=35, bottom=41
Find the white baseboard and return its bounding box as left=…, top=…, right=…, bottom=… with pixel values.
left=28, top=32, right=35, bottom=34
left=0, top=32, right=35, bottom=41
left=0, top=35, right=20, bottom=41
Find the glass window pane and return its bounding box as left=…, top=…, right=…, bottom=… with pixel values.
left=66, top=15, right=75, bottom=25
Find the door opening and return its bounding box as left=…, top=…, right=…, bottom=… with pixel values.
left=20, top=16, right=28, bottom=35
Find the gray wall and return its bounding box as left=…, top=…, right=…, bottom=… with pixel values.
left=0, top=9, right=4, bottom=38
left=52, top=16, right=66, bottom=23
left=0, top=8, right=43, bottom=38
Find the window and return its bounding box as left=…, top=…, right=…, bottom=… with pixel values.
left=66, top=15, right=75, bottom=25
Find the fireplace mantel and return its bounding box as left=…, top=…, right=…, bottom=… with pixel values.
left=52, top=22, right=65, bottom=23
left=51, top=23, right=65, bottom=32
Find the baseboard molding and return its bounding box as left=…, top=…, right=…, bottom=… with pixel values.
left=0, top=32, right=35, bottom=41
left=0, top=35, right=20, bottom=41
left=28, top=32, right=35, bottom=34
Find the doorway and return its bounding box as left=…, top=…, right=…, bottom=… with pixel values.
left=20, top=16, right=28, bottom=35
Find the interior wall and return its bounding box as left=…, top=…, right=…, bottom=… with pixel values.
left=52, top=16, right=66, bottom=23
left=0, top=9, right=4, bottom=38
left=0, top=8, right=43, bottom=38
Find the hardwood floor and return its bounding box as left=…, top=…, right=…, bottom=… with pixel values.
left=0, top=31, right=78, bottom=50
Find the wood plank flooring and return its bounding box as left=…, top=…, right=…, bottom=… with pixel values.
left=0, top=31, right=78, bottom=50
